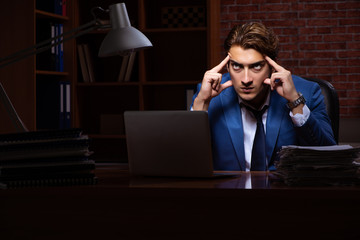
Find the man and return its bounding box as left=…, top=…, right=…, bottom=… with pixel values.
left=192, top=22, right=336, bottom=171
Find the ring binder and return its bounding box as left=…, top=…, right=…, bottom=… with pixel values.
left=0, top=129, right=97, bottom=189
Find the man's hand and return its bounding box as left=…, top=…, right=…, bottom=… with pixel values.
left=263, top=56, right=299, bottom=102
left=193, top=55, right=233, bottom=110
left=264, top=56, right=304, bottom=114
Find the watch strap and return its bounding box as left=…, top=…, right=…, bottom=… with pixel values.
left=286, top=92, right=306, bottom=109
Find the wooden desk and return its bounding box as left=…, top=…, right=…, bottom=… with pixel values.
left=1, top=163, right=359, bottom=240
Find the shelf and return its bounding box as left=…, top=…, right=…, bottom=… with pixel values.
left=87, top=29, right=110, bottom=34
left=143, top=81, right=199, bottom=86
left=35, top=9, right=69, bottom=21
left=0, top=1, right=77, bottom=133
left=142, top=27, right=207, bottom=33
left=76, top=81, right=199, bottom=87
left=77, top=82, right=139, bottom=87
left=36, top=70, right=69, bottom=76
left=73, top=0, right=220, bottom=162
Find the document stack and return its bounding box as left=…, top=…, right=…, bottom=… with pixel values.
left=275, top=145, right=360, bottom=186
left=0, top=128, right=96, bottom=189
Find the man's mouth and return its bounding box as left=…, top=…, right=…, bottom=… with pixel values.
left=241, top=87, right=253, bottom=93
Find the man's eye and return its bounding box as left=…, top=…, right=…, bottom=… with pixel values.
left=232, top=63, right=241, bottom=70
left=252, top=64, right=263, bottom=71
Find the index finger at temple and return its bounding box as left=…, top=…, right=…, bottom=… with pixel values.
left=265, top=56, right=283, bottom=72
left=210, top=55, right=230, bottom=73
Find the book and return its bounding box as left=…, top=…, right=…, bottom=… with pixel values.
left=64, top=81, right=71, bottom=128
left=58, top=24, right=64, bottom=72
left=124, top=52, right=136, bottom=82
left=0, top=175, right=97, bottom=189
left=51, top=23, right=57, bottom=70
left=82, top=44, right=96, bottom=82
left=117, top=55, right=130, bottom=82
left=54, top=0, right=62, bottom=15
left=60, top=81, right=65, bottom=129
left=55, top=24, right=59, bottom=71
left=0, top=160, right=95, bottom=176
left=36, top=20, right=56, bottom=71
left=0, top=128, right=83, bottom=142
left=0, top=137, right=91, bottom=161
left=62, top=0, right=67, bottom=16
left=36, top=79, right=65, bottom=130
left=77, top=44, right=90, bottom=82
left=186, top=89, right=194, bottom=110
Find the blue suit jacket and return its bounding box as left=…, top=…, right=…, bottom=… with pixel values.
left=193, top=73, right=336, bottom=171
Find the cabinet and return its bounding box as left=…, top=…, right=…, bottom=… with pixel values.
left=0, top=1, right=76, bottom=133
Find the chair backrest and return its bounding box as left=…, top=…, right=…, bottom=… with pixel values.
left=303, top=77, right=339, bottom=143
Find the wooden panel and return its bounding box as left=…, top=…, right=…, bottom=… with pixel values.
left=207, top=0, right=221, bottom=67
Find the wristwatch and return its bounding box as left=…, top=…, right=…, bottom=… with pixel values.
left=286, top=92, right=306, bottom=109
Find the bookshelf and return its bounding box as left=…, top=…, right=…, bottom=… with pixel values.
left=75, top=0, right=220, bottom=162
left=0, top=0, right=220, bottom=163
left=0, top=0, right=75, bottom=133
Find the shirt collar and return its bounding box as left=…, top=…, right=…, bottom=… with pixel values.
left=238, top=89, right=271, bottom=111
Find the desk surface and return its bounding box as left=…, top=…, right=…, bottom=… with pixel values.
left=1, top=163, right=360, bottom=240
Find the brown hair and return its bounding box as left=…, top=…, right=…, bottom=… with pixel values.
left=224, top=22, right=279, bottom=60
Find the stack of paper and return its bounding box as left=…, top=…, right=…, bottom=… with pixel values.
left=0, top=129, right=96, bottom=189
left=275, top=145, right=360, bottom=186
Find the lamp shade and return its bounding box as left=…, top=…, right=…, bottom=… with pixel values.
left=98, top=3, right=152, bottom=57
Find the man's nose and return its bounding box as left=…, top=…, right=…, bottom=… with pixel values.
left=241, top=69, right=252, bottom=85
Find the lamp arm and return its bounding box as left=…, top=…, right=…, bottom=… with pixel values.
left=0, top=5, right=109, bottom=67
left=0, top=15, right=108, bottom=133
left=0, top=82, right=28, bottom=132
left=0, top=20, right=106, bottom=69
left=0, top=4, right=146, bottom=133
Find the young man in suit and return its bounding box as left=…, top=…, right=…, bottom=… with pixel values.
left=192, top=22, right=336, bottom=171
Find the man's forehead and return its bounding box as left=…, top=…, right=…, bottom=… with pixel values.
left=228, top=46, right=265, bottom=65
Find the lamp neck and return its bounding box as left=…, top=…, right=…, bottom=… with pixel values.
left=110, top=3, right=131, bottom=29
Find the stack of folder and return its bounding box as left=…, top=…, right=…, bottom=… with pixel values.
left=275, top=145, right=360, bottom=186
left=0, top=128, right=96, bottom=189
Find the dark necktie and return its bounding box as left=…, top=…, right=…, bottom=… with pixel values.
left=244, top=105, right=268, bottom=171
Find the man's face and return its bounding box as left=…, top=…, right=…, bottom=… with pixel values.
left=227, top=46, right=271, bottom=108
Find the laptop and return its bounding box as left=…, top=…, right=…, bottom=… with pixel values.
left=124, top=110, right=236, bottom=178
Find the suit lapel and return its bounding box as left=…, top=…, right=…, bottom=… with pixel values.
left=265, top=91, right=287, bottom=162
left=220, top=87, right=246, bottom=170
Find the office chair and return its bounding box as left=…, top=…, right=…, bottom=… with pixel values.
left=303, top=77, right=339, bottom=143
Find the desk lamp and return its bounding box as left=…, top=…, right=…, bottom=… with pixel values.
left=0, top=3, right=152, bottom=132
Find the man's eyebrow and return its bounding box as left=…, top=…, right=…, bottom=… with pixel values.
left=229, top=59, right=242, bottom=65
left=249, top=60, right=266, bottom=67
left=229, top=59, right=266, bottom=66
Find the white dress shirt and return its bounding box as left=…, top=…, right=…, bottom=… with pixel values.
left=191, top=91, right=310, bottom=173
left=239, top=93, right=310, bottom=171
